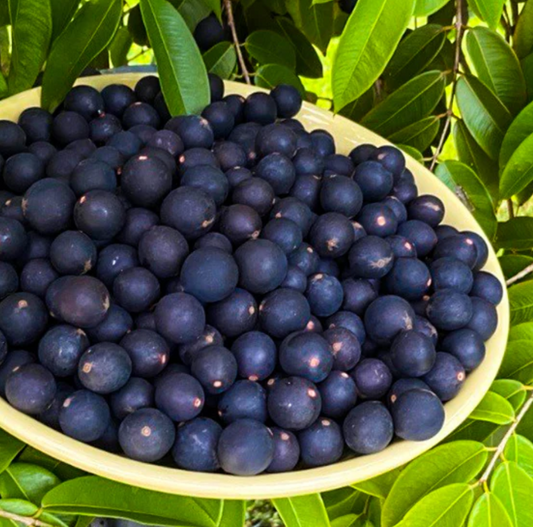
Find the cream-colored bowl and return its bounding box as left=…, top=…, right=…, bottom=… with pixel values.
left=0, top=74, right=509, bottom=499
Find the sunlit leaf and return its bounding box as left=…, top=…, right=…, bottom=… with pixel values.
left=286, top=0, right=334, bottom=53
left=467, top=0, right=505, bottom=29
left=0, top=463, right=61, bottom=504
left=273, top=494, right=331, bottom=527
left=467, top=493, right=513, bottom=527
left=470, top=391, right=515, bottom=425
left=500, top=133, right=533, bottom=199
left=505, top=435, right=533, bottom=479
left=514, top=0, right=533, bottom=59
left=490, top=379, right=527, bottom=411
left=498, top=340, right=533, bottom=384
left=497, top=219, right=533, bottom=251
left=414, top=0, right=451, bottom=16
left=203, top=42, right=236, bottom=79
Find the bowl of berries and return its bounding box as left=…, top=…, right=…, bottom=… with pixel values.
left=0, top=73, right=508, bottom=499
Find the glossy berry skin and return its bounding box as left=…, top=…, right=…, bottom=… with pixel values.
left=292, top=147, right=324, bottom=177
left=155, top=371, right=205, bottom=421
left=96, top=244, right=139, bottom=287
left=0, top=350, right=35, bottom=397
left=290, top=174, right=321, bottom=210
left=113, top=267, right=160, bottom=313
left=213, top=141, right=247, bottom=171
left=299, top=417, right=343, bottom=467
left=119, top=408, right=175, bottom=462
left=320, top=175, right=363, bottom=218
left=78, top=342, right=132, bottom=394
left=387, top=378, right=430, bottom=407
left=231, top=331, right=277, bottom=382
left=341, top=278, right=378, bottom=316
left=306, top=273, right=344, bottom=317
left=271, top=85, right=302, bottom=118
left=397, top=220, right=437, bottom=257
left=117, top=208, right=159, bottom=248
left=217, top=419, right=274, bottom=476
left=281, top=266, right=308, bottom=292
left=172, top=417, right=222, bottom=472
left=271, top=197, right=314, bottom=237
left=74, top=190, right=125, bottom=240
left=391, top=330, right=436, bottom=377
left=463, top=231, right=489, bottom=271
left=50, top=231, right=97, bottom=276
left=120, top=329, right=169, bottom=378
left=255, top=153, right=296, bottom=195
left=262, top=218, right=302, bottom=255
left=194, top=14, right=226, bottom=51
left=178, top=325, right=223, bottom=365
left=385, top=257, right=432, bottom=300
left=288, top=243, right=320, bottom=276
left=194, top=232, right=233, bottom=254
left=310, top=212, right=354, bottom=258
left=181, top=247, right=239, bottom=303
left=52, top=111, right=89, bottom=145
left=235, top=239, right=288, bottom=294
left=110, top=377, right=154, bottom=420
left=471, top=271, right=503, bottom=305
left=423, top=352, right=466, bottom=401
left=433, top=235, right=478, bottom=269
left=3, top=152, right=44, bottom=193
left=0, top=217, right=27, bottom=262
left=208, top=288, right=257, bottom=338
left=0, top=262, right=18, bottom=300
left=244, top=92, right=277, bottom=125
left=202, top=101, right=235, bottom=139
left=372, top=145, right=406, bottom=179
left=413, top=316, right=438, bottom=346
left=351, top=358, right=393, bottom=399
left=382, top=196, right=408, bottom=223
left=280, top=331, right=333, bottom=383
left=6, top=363, right=56, bottom=415
left=353, top=161, right=393, bottom=202
left=182, top=165, right=229, bottom=207
left=343, top=401, right=393, bottom=454
left=357, top=203, right=398, bottom=238
left=0, top=292, right=48, bottom=346
left=18, top=107, right=52, bottom=143
left=441, top=328, right=485, bottom=372
left=326, top=311, right=366, bottom=345
left=466, top=297, right=498, bottom=340
left=349, top=143, right=376, bottom=165
left=0, top=120, right=26, bottom=156
left=408, top=195, right=444, bottom=227
left=154, top=293, right=206, bottom=344
left=208, top=73, right=224, bottom=102
left=38, top=382, right=73, bottom=431
left=191, top=345, right=238, bottom=394
left=323, top=327, right=361, bottom=371
left=218, top=380, right=267, bottom=424
left=267, top=427, right=300, bottom=473
left=106, top=130, right=142, bottom=157
left=392, top=388, right=445, bottom=441
left=430, top=257, right=473, bottom=294
left=384, top=235, right=416, bottom=259
left=268, top=376, right=321, bottom=431
left=64, top=85, right=104, bottom=120
left=218, top=204, right=262, bottom=245
left=38, top=325, right=89, bottom=377
left=364, top=295, right=415, bottom=344
left=348, top=236, right=394, bottom=279
left=160, top=187, right=216, bottom=240
left=59, top=390, right=110, bottom=442
left=259, top=288, right=311, bottom=339
left=318, top=371, right=357, bottom=419
left=101, top=84, right=136, bottom=117
left=426, top=289, right=473, bottom=331
left=70, top=159, right=117, bottom=197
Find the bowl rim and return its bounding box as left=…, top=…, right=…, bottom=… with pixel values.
left=0, top=73, right=510, bottom=499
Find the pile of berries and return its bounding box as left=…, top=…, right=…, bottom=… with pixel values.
left=0, top=75, right=503, bottom=476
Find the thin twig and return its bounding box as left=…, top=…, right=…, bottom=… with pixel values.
left=0, top=510, right=53, bottom=527
left=223, top=0, right=251, bottom=85
left=506, top=262, right=533, bottom=286
left=479, top=391, right=533, bottom=485
left=429, top=0, right=465, bottom=171
left=507, top=198, right=515, bottom=219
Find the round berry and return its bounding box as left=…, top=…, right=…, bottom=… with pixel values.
left=306, top=273, right=344, bottom=317
left=267, top=427, right=300, bottom=473
left=0, top=292, right=48, bottom=346
left=348, top=236, right=394, bottom=279
left=113, top=267, right=160, bottom=313
left=231, top=331, right=277, bottom=381
left=364, top=295, right=415, bottom=344
left=208, top=288, right=257, bottom=338
left=423, top=352, right=466, bottom=401
left=110, top=377, right=154, bottom=420
left=120, top=329, right=169, bottom=378
left=155, top=371, right=205, bottom=421
left=218, top=380, right=267, bottom=424
left=191, top=345, right=238, bottom=394
left=471, top=271, right=503, bottom=305
left=385, top=258, right=432, bottom=300
left=6, top=363, right=56, bottom=415
left=426, top=289, right=473, bottom=331
left=320, top=175, right=363, bottom=218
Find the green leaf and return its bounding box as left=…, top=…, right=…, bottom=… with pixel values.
left=352, top=469, right=400, bottom=499
left=50, top=0, right=79, bottom=42
left=203, top=42, right=236, bottom=79
left=331, top=515, right=360, bottom=527
left=500, top=133, right=533, bottom=198
left=0, top=429, right=24, bottom=475
left=41, top=0, right=122, bottom=111
left=8, top=0, right=52, bottom=95
left=0, top=2, right=9, bottom=26
left=509, top=322, right=533, bottom=342
left=394, top=483, right=474, bottom=527
left=500, top=101, right=533, bottom=169
left=245, top=30, right=296, bottom=69
left=0, top=464, right=60, bottom=504
left=490, top=379, right=527, bottom=411
left=514, top=0, right=533, bottom=59
left=0, top=499, right=39, bottom=517
left=505, top=435, right=533, bottom=479
left=414, top=0, right=451, bottom=16
left=218, top=501, right=245, bottom=527
left=286, top=0, right=334, bottom=53
left=140, top=0, right=209, bottom=115
left=384, top=25, right=446, bottom=90
left=339, top=87, right=375, bottom=122
left=361, top=70, right=445, bottom=136
left=453, top=120, right=499, bottom=202
left=38, top=512, right=72, bottom=527
left=466, top=27, right=526, bottom=116
left=255, top=64, right=306, bottom=97
left=389, top=116, right=440, bottom=153
left=397, top=144, right=424, bottom=162
left=523, top=53, right=533, bottom=103
left=434, top=160, right=497, bottom=240
left=202, top=0, right=221, bottom=21
left=275, top=17, right=323, bottom=78
left=467, top=493, right=513, bottom=527
left=109, top=26, right=133, bottom=68
left=41, top=476, right=222, bottom=527
left=470, top=391, right=515, bottom=425
left=332, top=0, right=416, bottom=111
left=498, top=340, right=533, bottom=384
left=497, top=218, right=533, bottom=251
left=467, top=0, right=504, bottom=29
left=128, top=4, right=149, bottom=47
left=17, top=447, right=85, bottom=481
left=323, top=488, right=366, bottom=521
left=177, top=0, right=210, bottom=32
left=455, top=75, right=513, bottom=160
left=382, top=441, right=487, bottom=527
left=500, top=255, right=533, bottom=283
left=491, top=461, right=533, bottom=527
left=273, top=495, right=331, bottom=527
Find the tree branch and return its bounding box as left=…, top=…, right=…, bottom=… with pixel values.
left=0, top=510, right=54, bottom=527
left=223, top=0, right=251, bottom=85
left=429, top=0, right=465, bottom=171
left=506, top=262, right=533, bottom=287
left=478, top=391, right=533, bottom=485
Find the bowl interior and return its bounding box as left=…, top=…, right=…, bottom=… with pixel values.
left=0, top=74, right=509, bottom=499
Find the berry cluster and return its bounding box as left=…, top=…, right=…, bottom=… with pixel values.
left=0, top=75, right=502, bottom=476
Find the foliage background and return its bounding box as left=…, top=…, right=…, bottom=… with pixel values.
left=1, top=0, right=533, bottom=525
